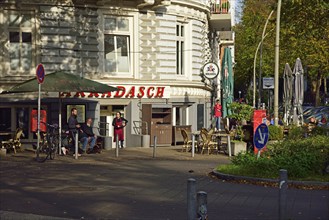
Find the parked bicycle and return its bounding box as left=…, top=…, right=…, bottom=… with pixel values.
left=33, top=122, right=59, bottom=163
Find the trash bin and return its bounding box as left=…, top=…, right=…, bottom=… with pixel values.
left=142, top=135, right=150, bottom=148
left=104, top=136, right=112, bottom=150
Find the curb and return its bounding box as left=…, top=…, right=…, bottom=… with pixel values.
left=211, top=170, right=329, bottom=190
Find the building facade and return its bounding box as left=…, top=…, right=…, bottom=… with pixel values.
left=0, top=0, right=234, bottom=147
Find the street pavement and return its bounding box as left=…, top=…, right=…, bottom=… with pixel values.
left=0, top=146, right=328, bottom=220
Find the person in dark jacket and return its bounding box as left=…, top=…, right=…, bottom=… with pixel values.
left=112, top=112, right=128, bottom=148
left=80, top=118, right=96, bottom=153
left=65, top=107, right=81, bottom=156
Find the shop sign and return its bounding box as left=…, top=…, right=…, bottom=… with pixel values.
left=60, top=86, right=170, bottom=99
left=202, top=62, right=219, bottom=79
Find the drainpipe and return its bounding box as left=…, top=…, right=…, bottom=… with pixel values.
left=137, top=0, right=155, bottom=8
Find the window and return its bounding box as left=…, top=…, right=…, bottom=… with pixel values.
left=104, top=17, right=132, bottom=74
left=176, top=23, right=185, bottom=75
left=8, top=11, right=34, bottom=72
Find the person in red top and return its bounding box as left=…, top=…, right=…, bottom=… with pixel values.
left=214, top=99, right=222, bottom=131
left=112, top=112, right=128, bottom=148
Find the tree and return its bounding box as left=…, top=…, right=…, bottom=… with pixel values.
left=234, top=0, right=329, bottom=106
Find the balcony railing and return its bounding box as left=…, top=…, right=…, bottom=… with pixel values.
left=218, top=31, right=233, bottom=40
left=210, top=0, right=230, bottom=14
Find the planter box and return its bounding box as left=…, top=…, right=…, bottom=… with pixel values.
left=231, top=141, right=247, bottom=156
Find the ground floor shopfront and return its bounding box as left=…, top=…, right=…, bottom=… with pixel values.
left=0, top=84, right=213, bottom=148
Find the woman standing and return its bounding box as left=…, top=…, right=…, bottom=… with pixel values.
left=112, top=112, right=128, bottom=148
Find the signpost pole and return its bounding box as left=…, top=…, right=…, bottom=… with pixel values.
left=37, top=83, right=41, bottom=152
left=35, top=64, right=45, bottom=154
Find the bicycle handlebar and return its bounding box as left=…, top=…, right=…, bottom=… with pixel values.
left=39, top=121, right=59, bottom=129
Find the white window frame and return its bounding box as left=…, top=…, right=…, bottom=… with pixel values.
left=100, top=15, right=136, bottom=78
left=176, top=23, right=185, bottom=75
left=4, top=9, right=36, bottom=75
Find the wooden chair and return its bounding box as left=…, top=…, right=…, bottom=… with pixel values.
left=1, top=128, right=24, bottom=154
left=200, top=129, right=218, bottom=155
left=180, top=129, right=197, bottom=152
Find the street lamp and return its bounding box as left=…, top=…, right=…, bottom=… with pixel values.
left=238, top=91, right=241, bottom=99
left=274, top=0, right=282, bottom=126
left=253, top=10, right=274, bottom=108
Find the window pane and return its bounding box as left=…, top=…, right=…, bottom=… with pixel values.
left=0, top=108, right=11, bottom=131
left=21, top=14, right=32, bottom=27
left=9, top=43, right=19, bottom=70
left=9, top=32, right=20, bottom=42
left=181, top=42, right=184, bottom=74
left=176, top=25, right=179, bottom=36
left=104, top=18, right=116, bottom=31
left=9, top=14, right=21, bottom=27
left=116, top=36, right=129, bottom=72
left=22, top=43, right=32, bottom=71
left=16, top=108, right=29, bottom=139
left=176, top=41, right=179, bottom=74
left=117, top=17, right=129, bottom=31
left=181, top=26, right=184, bottom=37
left=22, top=32, right=32, bottom=42
left=104, top=35, right=116, bottom=72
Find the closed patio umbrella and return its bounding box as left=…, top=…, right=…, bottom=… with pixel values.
left=292, top=58, right=304, bottom=126
left=283, top=63, right=293, bottom=125
left=221, top=47, right=234, bottom=119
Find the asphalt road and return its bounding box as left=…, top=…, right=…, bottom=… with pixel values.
left=0, top=147, right=328, bottom=220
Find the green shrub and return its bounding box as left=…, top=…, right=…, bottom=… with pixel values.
left=231, top=135, right=329, bottom=179
left=287, top=125, right=304, bottom=140
left=268, top=125, right=283, bottom=140
left=310, top=126, right=328, bottom=136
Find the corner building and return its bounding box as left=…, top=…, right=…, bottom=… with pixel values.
left=0, top=0, right=233, bottom=147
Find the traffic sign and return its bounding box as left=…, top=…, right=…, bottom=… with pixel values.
left=254, top=123, right=269, bottom=150
left=263, top=77, right=274, bottom=89
left=36, top=64, right=45, bottom=84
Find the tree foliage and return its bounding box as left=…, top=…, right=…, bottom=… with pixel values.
left=234, top=0, right=329, bottom=105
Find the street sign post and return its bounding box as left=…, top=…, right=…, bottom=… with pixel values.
left=35, top=64, right=45, bottom=156
left=254, top=123, right=269, bottom=158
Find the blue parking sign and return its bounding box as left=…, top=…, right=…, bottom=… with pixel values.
left=254, top=123, right=269, bottom=150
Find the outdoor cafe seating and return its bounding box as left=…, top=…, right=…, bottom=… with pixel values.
left=1, top=128, right=24, bottom=154
left=183, top=127, right=233, bottom=156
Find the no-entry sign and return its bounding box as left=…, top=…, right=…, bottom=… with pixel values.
left=36, top=64, right=45, bottom=84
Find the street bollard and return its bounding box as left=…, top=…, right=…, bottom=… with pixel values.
left=279, top=169, right=288, bottom=220
left=153, top=136, right=157, bottom=158
left=191, top=134, right=195, bottom=158
left=115, top=134, right=119, bottom=158
left=75, top=132, right=78, bottom=160
left=197, top=191, right=208, bottom=220
left=187, top=178, right=196, bottom=220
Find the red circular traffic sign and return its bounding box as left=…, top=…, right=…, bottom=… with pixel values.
left=36, top=64, right=45, bottom=84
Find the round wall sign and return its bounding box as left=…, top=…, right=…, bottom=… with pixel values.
left=202, top=62, right=219, bottom=79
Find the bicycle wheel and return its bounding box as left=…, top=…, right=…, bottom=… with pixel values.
left=36, top=143, right=50, bottom=163
left=49, top=136, right=58, bottom=160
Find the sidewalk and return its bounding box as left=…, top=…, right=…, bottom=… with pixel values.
left=0, top=146, right=328, bottom=220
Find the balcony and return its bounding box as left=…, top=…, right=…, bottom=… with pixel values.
left=209, top=0, right=231, bottom=31
left=217, top=31, right=233, bottom=41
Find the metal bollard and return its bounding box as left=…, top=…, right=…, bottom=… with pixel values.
left=191, top=134, right=195, bottom=158
left=116, top=134, right=119, bottom=158
left=153, top=136, right=157, bottom=158
left=279, top=169, right=288, bottom=220
left=197, top=191, right=208, bottom=220
left=75, top=132, right=79, bottom=160
left=187, top=178, right=196, bottom=220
